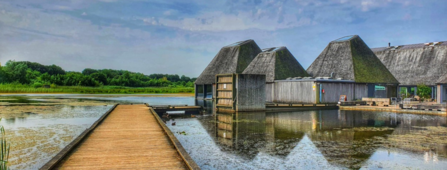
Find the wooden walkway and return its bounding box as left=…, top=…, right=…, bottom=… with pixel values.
left=52, top=104, right=193, bottom=169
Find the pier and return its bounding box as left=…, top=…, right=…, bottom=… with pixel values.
left=41, top=104, right=199, bottom=170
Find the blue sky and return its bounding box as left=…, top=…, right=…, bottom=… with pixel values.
left=0, top=0, right=446, bottom=77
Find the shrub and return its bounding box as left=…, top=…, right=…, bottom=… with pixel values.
left=32, top=82, right=42, bottom=88
left=417, top=84, right=432, bottom=101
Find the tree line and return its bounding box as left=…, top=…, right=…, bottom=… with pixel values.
left=0, top=60, right=196, bottom=88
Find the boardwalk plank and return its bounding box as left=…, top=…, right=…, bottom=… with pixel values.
left=57, top=104, right=188, bottom=169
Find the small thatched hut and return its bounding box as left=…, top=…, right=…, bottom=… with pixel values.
left=306, top=35, right=399, bottom=99
left=242, top=47, right=309, bottom=102
left=242, top=47, right=308, bottom=82
left=373, top=41, right=447, bottom=102
left=195, top=40, right=262, bottom=99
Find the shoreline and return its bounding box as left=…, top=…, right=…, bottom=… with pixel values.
left=0, top=93, right=194, bottom=96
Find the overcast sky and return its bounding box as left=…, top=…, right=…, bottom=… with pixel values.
left=0, top=0, right=446, bottom=77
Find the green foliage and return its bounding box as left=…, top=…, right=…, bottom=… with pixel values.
left=1, top=118, right=10, bottom=170
left=0, top=84, right=193, bottom=94
left=32, top=82, right=43, bottom=88
left=0, top=60, right=196, bottom=90
left=399, top=88, right=411, bottom=98
left=417, top=84, right=432, bottom=100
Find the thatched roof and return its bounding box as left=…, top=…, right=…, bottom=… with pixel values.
left=242, top=47, right=309, bottom=82
left=195, top=40, right=261, bottom=85
left=437, top=74, right=447, bottom=84
left=372, top=41, right=447, bottom=86
left=307, top=35, right=399, bottom=84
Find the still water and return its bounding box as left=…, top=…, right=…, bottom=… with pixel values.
left=0, top=94, right=194, bottom=169
left=1, top=94, right=447, bottom=169
left=167, top=106, right=447, bottom=169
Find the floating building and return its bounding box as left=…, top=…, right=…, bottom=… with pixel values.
left=372, top=41, right=447, bottom=103
left=242, top=47, right=309, bottom=102
left=196, top=35, right=400, bottom=105
left=195, top=40, right=262, bottom=100
left=291, top=35, right=400, bottom=103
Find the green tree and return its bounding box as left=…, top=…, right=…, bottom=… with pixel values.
left=3, top=61, right=29, bottom=84
left=0, top=67, right=6, bottom=83
left=82, top=68, right=98, bottom=75
left=417, top=84, right=432, bottom=101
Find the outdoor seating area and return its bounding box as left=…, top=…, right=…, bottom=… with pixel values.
left=361, top=98, right=391, bottom=107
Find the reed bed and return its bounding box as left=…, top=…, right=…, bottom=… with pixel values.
left=1, top=118, right=10, bottom=170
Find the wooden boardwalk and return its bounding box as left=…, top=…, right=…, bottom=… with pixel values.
left=53, top=104, right=194, bottom=169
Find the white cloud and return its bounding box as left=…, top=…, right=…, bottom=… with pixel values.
left=143, top=10, right=313, bottom=32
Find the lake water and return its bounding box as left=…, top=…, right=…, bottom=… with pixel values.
left=1, top=94, right=447, bottom=169
left=0, top=94, right=194, bottom=169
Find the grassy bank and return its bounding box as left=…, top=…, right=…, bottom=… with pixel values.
left=0, top=84, right=194, bottom=94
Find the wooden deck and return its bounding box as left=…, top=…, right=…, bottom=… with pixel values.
left=49, top=104, right=196, bottom=169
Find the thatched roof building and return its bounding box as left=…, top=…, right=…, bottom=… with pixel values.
left=195, top=40, right=261, bottom=85
left=437, top=74, right=447, bottom=84
left=372, top=41, right=447, bottom=86
left=242, top=47, right=309, bottom=82
left=307, top=35, right=399, bottom=84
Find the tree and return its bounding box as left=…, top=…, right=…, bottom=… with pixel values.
left=3, top=61, right=29, bottom=84
left=91, top=72, right=107, bottom=85
left=82, top=68, right=98, bottom=75
left=0, top=67, right=6, bottom=83
left=417, top=84, right=432, bottom=101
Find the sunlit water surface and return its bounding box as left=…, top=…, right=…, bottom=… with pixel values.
left=1, top=94, right=447, bottom=169
left=0, top=94, right=194, bottom=169
left=167, top=109, right=447, bottom=170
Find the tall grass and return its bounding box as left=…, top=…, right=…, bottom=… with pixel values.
left=0, top=118, right=10, bottom=170
left=0, top=84, right=194, bottom=94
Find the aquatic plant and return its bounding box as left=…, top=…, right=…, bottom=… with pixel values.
left=0, top=118, right=10, bottom=170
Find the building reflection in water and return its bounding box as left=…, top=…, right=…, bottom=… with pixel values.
left=193, top=106, right=447, bottom=169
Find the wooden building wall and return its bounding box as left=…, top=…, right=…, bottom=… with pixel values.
left=235, top=74, right=266, bottom=111
left=354, top=84, right=368, bottom=100
left=273, top=81, right=316, bottom=103
left=320, top=83, right=355, bottom=103
left=265, top=83, right=274, bottom=103
left=272, top=81, right=368, bottom=104
left=320, top=83, right=368, bottom=103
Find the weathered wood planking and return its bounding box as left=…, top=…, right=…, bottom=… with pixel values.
left=273, top=81, right=315, bottom=103
left=266, top=83, right=274, bottom=102
left=235, top=74, right=266, bottom=111
left=216, top=74, right=266, bottom=112
left=53, top=105, right=198, bottom=170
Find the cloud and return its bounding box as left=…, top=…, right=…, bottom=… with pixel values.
left=142, top=10, right=313, bottom=31
left=0, top=0, right=445, bottom=77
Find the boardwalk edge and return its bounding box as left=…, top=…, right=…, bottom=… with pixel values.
left=146, top=103, right=201, bottom=170
left=39, top=104, right=119, bottom=170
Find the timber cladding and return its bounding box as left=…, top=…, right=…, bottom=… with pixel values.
left=215, top=74, right=266, bottom=112
left=235, top=74, right=266, bottom=111
left=273, top=81, right=316, bottom=103
left=319, top=83, right=367, bottom=103
left=272, top=81, right=369, bottom=104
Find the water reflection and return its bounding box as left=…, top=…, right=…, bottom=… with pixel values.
left=0, top=105, right=114, bottom=169
left=168, top=109, right=447, bottom=169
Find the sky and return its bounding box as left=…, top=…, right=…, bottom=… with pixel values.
left=0, top=0, right=446, bottom=77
